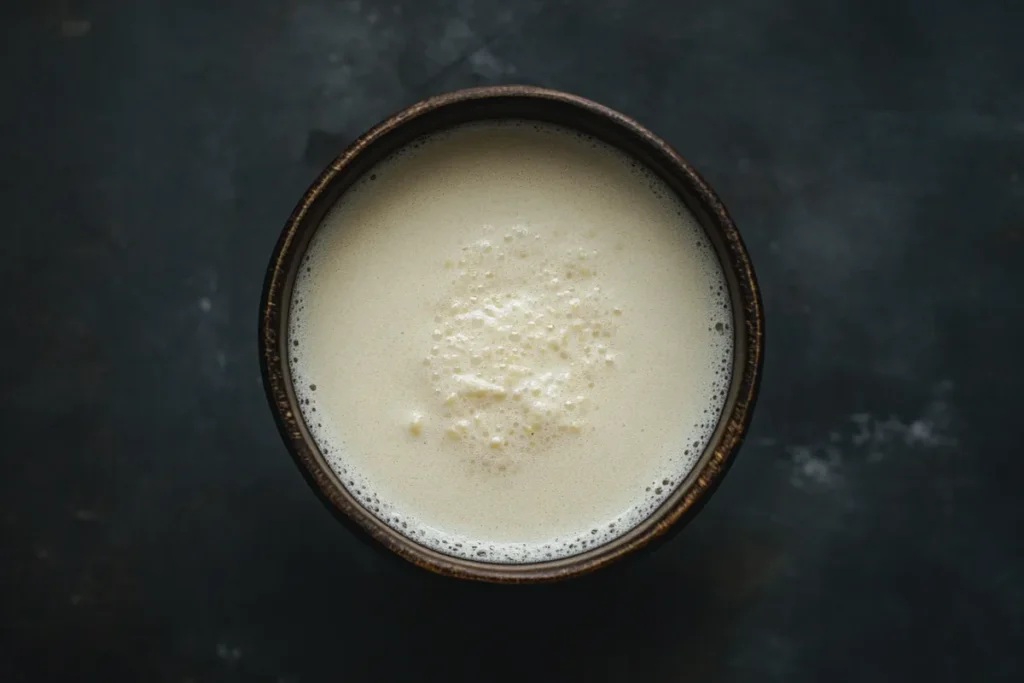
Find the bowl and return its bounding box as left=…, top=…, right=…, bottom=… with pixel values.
left=259, top=86, right=764, bottom=582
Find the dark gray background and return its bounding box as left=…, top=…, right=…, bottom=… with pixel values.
left=2, top=0, right=1023, bottom=681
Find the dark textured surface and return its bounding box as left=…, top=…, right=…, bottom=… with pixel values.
left=2, top=0, right=1022, bottom=680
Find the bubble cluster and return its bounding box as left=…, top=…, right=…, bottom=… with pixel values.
left=413, top=225, right=622, bottom=469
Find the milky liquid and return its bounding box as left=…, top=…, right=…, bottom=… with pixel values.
left=289, top=122, right=733, bottom=563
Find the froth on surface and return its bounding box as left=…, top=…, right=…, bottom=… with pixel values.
left=288, top=121, right=734, bottom=563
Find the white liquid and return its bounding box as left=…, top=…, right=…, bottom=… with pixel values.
left=289, top=122, right=733, bottom=563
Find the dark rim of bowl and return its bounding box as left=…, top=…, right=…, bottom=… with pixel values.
left=259, top=85, right=764, bottom=583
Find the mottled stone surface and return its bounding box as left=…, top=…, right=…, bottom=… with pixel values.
left=1, top=0, right=1022, bottom=681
